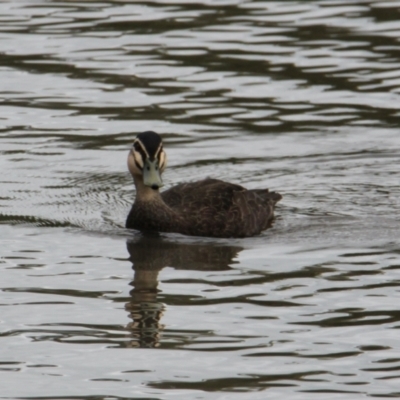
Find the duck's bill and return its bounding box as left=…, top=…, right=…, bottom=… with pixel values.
left=143, top=159, right=164, bottom=189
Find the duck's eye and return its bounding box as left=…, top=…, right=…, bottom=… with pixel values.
left=147, top=166, right=150, bottom=171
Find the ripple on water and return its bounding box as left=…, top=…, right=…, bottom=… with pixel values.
left=2, top=227, right=400, bottom=397
left=1, top=0, right=400, bottom=399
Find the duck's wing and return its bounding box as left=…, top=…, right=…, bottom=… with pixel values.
left=161, top=178, right=243, bottom=210
left=230, top=189, right=282, bottom=237
left=161, top=178, right=282, bottom=238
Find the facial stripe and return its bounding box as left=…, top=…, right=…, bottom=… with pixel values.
left=133, top=139, right=149, bottom=160
left=158, top=150, right=164, bottom=167
left=154, top=143, right=163, bottom=160
left=133, top=150, right=144, bottom=170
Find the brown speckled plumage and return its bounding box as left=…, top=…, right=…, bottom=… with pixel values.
left=125, top=131, right=282, bottom=238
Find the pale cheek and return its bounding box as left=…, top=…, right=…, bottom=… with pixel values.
left=159, top=152, right=167, bottom=172
left=134, top=152, right=144, bottom=169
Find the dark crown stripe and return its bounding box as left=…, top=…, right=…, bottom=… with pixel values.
left=136, top=131, right=162, bottom=160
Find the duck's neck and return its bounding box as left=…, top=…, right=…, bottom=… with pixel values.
left=133, top=175, right=162, bottom=203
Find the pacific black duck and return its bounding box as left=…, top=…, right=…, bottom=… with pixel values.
left=125, top=131, right=282, bottom=238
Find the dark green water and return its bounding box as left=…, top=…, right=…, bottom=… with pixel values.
left=1, top=1, right=400, bottom=399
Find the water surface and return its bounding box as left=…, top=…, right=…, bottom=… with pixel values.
left=1, top=0, right=400, bottom=399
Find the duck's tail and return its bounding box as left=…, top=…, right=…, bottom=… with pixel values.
left=252, top=189, right=282, bottom=205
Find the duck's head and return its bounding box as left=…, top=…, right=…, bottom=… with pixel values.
left=128, top=131, right=167, bottom=190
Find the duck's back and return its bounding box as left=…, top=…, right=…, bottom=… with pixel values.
left=161, top=178, right=281, bottom=237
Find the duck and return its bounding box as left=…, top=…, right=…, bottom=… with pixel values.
left=125, top=131, right=282, bottom=238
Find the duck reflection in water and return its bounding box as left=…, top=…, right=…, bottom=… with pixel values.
left=125, top=233, right=243, bottom=348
